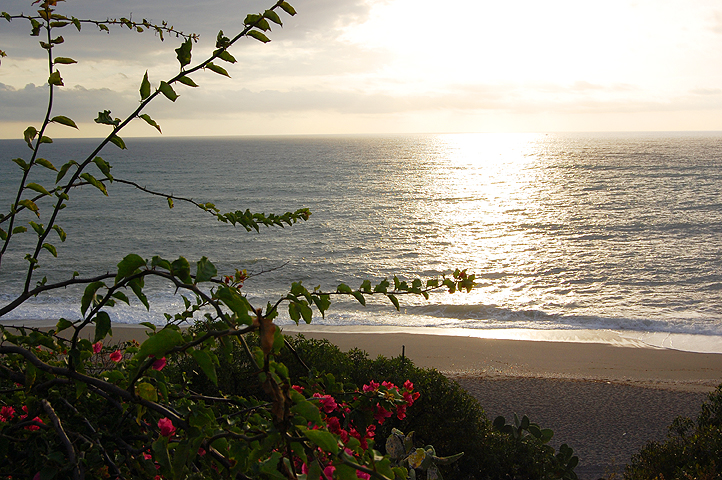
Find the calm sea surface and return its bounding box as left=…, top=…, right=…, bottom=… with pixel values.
left=1, top=132, right=721, bottom=350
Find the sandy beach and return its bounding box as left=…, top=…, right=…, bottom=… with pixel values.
left=8, top=322, right=721, bottom=479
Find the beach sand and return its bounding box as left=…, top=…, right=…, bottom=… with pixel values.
left=15, top=322, right=721, bottom=479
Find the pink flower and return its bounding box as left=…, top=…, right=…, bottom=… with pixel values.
left=313, top=393, right=338, bottom=413
left=291, top=385, right=305, bottom=393
left=109, top=350, right=123, bottom=362
left=322, top=465, right=335, bottom=479
left=396, top=404, right=407, bottom=420
left=151, top=357, right=166, bottom=371
left=158, top=417, right=176, bottom=437
left=198, top=447, right=206, bottom=457
left=92, top=342, right=103, bottom=354
left=362, top=380, right=379, bottom=393
left=33, top=473, right=41, bottom=480
left=357, top=472, right=371, bottom=480
left=143, top=452, right=153, bottom=460
left=25, top=416, right=43, bottom=431
left=373, top=405, right=392, bottom=425
left=403, top=380, right=414, bottom=391
left=0, top=406, right=14, bottom=422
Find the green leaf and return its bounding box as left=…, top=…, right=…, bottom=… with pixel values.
left=290, top=400, right=322, bottom=426
left=51, top=115, right=77, bottom=128
left=0, top=228, right=5, bottom=241
left=26, top=183, right=51, bottom=196
left=301, top=428, right=338, bottom=454
left=39, top=136, right=53, bottom=144
left=139, top=113, right=161, bottom=133
left=217, top=286, right=253, bottom=325
left=54, top=56, right=77, bottom=64
left=56, top=160, right=77, bottom=183
left=56, top=318, right=73, bottom=333
left=175, top=38, right=192, bottom=68
left=13, top=226, right=27, bottom=234
left=158, top=81, right=178, bottom=102
left=205, top=62, right=230, bottom=77
left=337, top=283, right=353, bottom=294
left=264, top=9, right=283, bottom=26
left=167, top=197, right=173, bottom=208
left=170, top=257, right=192, bottom=284
left=109, top=135, right=126, bottom=150
left=80, top=173, right=108, bottom=195
left=94, top=311, right=112, bottom=342
left=94, top=110, right=119, bottom=126
left=23, top=126, right=37, bottom=148
left=19, top=199, right=39, bottom=217
left=139, top=71, right=151, bottom=100
left=195, top=256, right=217, bottom=283
left=279, top=2, right=297, bottom=16
left=52, top=225, right=66, bottom=242
left=29, top=221, right=44, bottom=236
left=388, top=294, right=400, bottom=311
left=81, top=281, right=105, bottom=316
left=135, top=382, right=157, bottom=401
left=190, top=349, right=218, bottom=385
left=48, top=70, right=64, bottom=86
left=92, top=156, right=113, bottom=180
left=42, top=243, right=57, bottom=257
left=177, top=75, right=198, bottom=87
left=247, top=30, right=271, bottom=43
left=35, top=158, right=57, bottom=171
left=116, top=254, right=147, bottom=283
left=217, top=50, right=236, bottom=63
left=151, top=256, right=172, bottom=271
left=112, top=291, right=130, bottom=305
left=351, top=291, right=366, bottom=306
left=137, top=327, right=184, bottom=360
left=12, top=158, right=29, bottom=171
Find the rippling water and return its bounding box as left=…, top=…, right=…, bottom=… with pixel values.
left=1, top=132, right=721, bottom=347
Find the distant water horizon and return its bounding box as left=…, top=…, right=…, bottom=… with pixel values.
left=1, top=132, right=721, bottom=352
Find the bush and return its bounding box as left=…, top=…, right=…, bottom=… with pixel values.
left=175, top=332, right=579, bottom=480
left=624, top=385, right=722, bottom=480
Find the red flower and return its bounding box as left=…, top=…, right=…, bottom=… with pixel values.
left=0, top=406, right=14, bottom=422
left=151, top=357, right=166, bottom=371
left=109, top=350, right=122, bottom=362
left=92, top=342, right=103, bottom=354
left=403, top=380, right=414, bottom=391
left=157, top=417, right=176, bottom=437
left=291, top=385, right=305, bottom=393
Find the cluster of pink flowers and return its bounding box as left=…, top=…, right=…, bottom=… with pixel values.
left=0, top=405, right=44, bottom=431
left=293, top=379, right=419, bottom=479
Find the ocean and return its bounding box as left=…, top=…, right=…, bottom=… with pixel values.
left=1, top=132, right=721, bottom=351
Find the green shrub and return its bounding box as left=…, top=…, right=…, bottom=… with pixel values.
left=166, top=331, right=582, bottom=479
left=624, top=385, right=722, bottom=480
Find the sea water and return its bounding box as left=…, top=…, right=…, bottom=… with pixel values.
left=1, top=132, right=721, bottom=351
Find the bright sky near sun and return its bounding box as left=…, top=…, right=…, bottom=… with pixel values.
left=0, top=0, right=721, bottom=138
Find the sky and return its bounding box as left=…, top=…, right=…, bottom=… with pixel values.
left=0, top=0, right=721, bottom=138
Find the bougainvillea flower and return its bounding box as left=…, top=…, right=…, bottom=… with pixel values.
left=362, top=380, right=379, bottom=392
left=323, top=465, right=335, bottom=479
left=0, top=406, right=14, bottom=422
left=92, top=342, right=102, bottom=354
left=291, top=385, right=305, bottom=393
left=25, top=416, right=43, bottom=431
left=373, top=405, right=392, bottom=424
left=151, top=357, right=166, bottom=371
left=313, top=393, right=338, bottom=413
left=109, top=350, right=122, bottom=362
left=158, top=417, right=176, bottom=437
left=403, top=380, right=414, bottom=391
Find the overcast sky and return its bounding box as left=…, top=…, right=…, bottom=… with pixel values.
left=1, top=0, right=721, bottom=138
